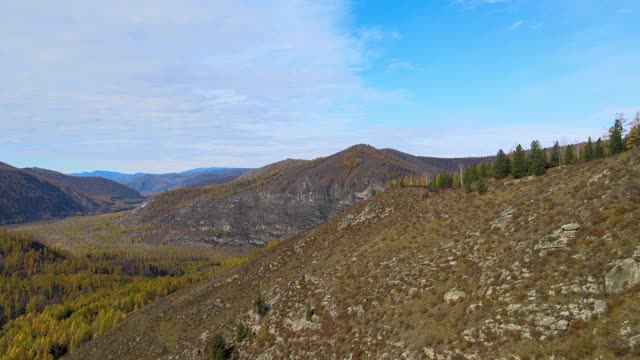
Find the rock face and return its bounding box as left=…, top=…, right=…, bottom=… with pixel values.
left=491, top=207, right=516, bottom=230
left=605, top=258, right=640, bottom=293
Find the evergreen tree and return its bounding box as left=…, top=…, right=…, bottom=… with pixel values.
left=609, top=117, right=625, bottom=155
left=549, top=141, right=561, bottom=167
left=462, top=166, right=478, bottom=193
left=584, top=137, right=594, bottom=161
left=511, top=144, right=528, bottom=179
left=564, top=144, right=575, bottom=164
left=476, top=177, right=488, bottom=194
left=493, top=149, right=511, bottom=179
left=439, top=172, right=454, bottom=188
left=528, top=140, right=546, bottom=176
left=594, top=138, right=605, bottom=158
left=477, top=163, right=488, bottom=178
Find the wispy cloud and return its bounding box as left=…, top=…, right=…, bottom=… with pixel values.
left=0, top=0, right=404, bottom=172
left=508, top=19, right=524, bottom=31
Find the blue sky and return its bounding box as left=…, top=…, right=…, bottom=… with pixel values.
left=1, top=0, right=638, bottom=173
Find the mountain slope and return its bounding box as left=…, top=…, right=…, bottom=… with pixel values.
left=0, top=162, right=144, bottom=224
left=0, top=162, right=90, bottom=224
left=71, top=148, right=640, bottom=359
left=124, top=145, right=491, bottom=246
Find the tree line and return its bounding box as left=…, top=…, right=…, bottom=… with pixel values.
left=388, top=114, right=640, bottom=194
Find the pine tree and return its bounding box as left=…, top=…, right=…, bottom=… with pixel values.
left=493, top=149, right=511, bottom=179
left=564, top=144, right=575, bottom=164
left=549, top=141, right=561, bottom=167
left=477, top=163, right=488, bottom=178
left=439, top=172, right=453, bottom=188
left=594, top=138, right=605, bottom=158
left=584, top=137, right=594, bottom=161
left=609, top=116, right=625, bottom=155
left=511, top=144, right=528, bottom=179
left=476, top=177, right=488, bottom=194
left=528, top=140, right=546, bottom=176
left=462, top=166, right=478, bottom=193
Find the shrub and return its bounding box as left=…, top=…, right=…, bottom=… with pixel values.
left=210, top=334, right=228, bottom=360
left=254, top=293, right=269, bottom=316
left=235, top=321, right=248, bottom=342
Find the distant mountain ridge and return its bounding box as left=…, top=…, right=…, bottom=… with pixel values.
left=0, top=162, right=144, bottom=225
left=71, top=167, right=252, bottom=195
left=124, top=144, right=492, bottom=246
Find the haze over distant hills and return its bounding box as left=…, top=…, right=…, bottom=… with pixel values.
left=0, top=162, right=144, bottom=225
left=71, top=167, right=252, bottom=195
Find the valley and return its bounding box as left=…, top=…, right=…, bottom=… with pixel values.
left=3, top=2, right=638, bottom=359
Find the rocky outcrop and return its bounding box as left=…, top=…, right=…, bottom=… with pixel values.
left=605, top=258, right=640, bottom=293
left=444, top=289, right=466, bottom=303
left=491, top=207, right=516, bottom=230
left=534, top=223, right=580, bottom=255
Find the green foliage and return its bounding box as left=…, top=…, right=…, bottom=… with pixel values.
left=305, top=304, right=315, bottom=321
left=609, top=117, right=625, bottom=155
left=209, top=334, right=228, bottom=360
left=462, top=166, right=478, bottom=193
left=564, top=144, right=576, bottom=164
left=254, top=293, right=269, bottom=316
left=549, top=141, right=561, bottom=167
left=477, top=163, right=488, bottom=178
left=511, top=145, right=528, bottom=179
left=594, top=138, right=605, bottom=159
left=235, top=321, right=248, bottom=342
left=584, top=137, right=594, bottom=161
left=476, top=177, right=488, bottom=194
left=528, top=140, right=546, bottom=176
left=493, top=149, right=511, bottom=179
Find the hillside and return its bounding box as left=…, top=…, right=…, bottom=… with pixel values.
left=0, top=162, right=143, bottom=225
left=70, top=148, right=640, bottom=359
left=124, top=145, right=491, bottom=246
left=0, top=162, right=93, bottom=224
left=72, top=168, right=252, bottom=195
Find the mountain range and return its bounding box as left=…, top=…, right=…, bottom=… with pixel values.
left=72, top=168, right=252, bottom=195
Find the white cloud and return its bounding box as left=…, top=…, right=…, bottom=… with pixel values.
left=0, top=0, right=406, bottom=172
